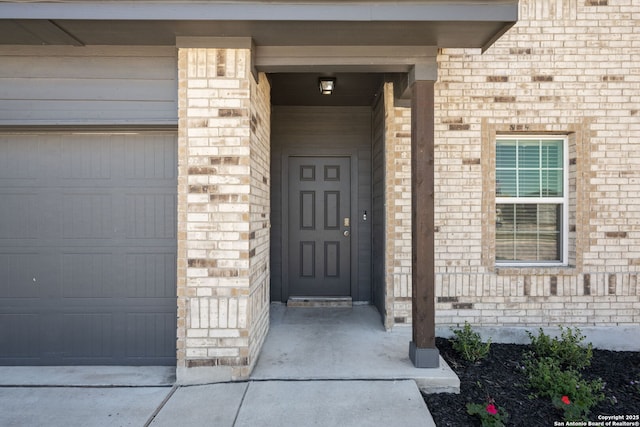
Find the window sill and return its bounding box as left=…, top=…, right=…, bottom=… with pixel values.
left=495, top=264, right=577, bottom=276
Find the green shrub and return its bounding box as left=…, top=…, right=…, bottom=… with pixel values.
left=525, top=357, right=604, bottom=403
left=451, top=321, right=491, bottom=362
left=524, top=327, right=604, bottom=421
left=527, top=326, right=593, bottom=370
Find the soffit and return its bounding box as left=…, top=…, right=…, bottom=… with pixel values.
left=269, top=72, right=388, bottom=107
left=0, top=1, right=518, bottom=49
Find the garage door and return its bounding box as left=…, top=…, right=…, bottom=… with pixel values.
left=0, top=132, right=177, bottom=365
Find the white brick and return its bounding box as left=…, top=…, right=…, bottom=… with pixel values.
left=179, top=49, right=270, bottom=372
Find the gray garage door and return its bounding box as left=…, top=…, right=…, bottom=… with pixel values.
left=0, top=132, right=177, bottom=365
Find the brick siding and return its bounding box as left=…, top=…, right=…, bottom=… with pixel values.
left=177, top=48, right=271, bottom=381
left=381, top=83, right=414, bottom=325
left=387, top=0, right=640, bottom=327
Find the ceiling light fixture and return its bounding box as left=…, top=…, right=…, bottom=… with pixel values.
left=318, top=77, right=336, bottom=95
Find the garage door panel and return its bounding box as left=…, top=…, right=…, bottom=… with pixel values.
left=0, top=253, right=43, bottom=298
left=125, top=253, right=176, bottom=298
left=123, top=137, right=177, bottom=181
left=0, top=314, right=40, bottom=359
left=125, top=312, right=176, bottom=360
left=61, top=252, right=115, bottom=298
left=62, top=136, right=112, bottom=180
left=0, top=194, right=39, bottom=239
left=0, top=132, right=177, bottom=365
left=61, top=252, right=177, bottom=299
left=62, top=313, right=114, bottom=360
left=1, top=134, right=177, bottom=183
left=126, top=194, right=176, bottom=239
left=0, top=193, right=64, bottom=241
left=0, top=136, right=68, bottom=180
left=0, top=136, right=43, bottom=179
left=62, top=194, right=114, bottom=239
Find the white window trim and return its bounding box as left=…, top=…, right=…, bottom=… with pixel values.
left=495, top=135, right=569, bottom=267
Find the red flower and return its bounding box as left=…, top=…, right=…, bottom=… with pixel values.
left=486, top=404, right=498, bottom=415
left=561, top=395, right=571, bottom=405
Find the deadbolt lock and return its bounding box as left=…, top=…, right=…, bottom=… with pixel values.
left=343, top=217, right=350, bottom=227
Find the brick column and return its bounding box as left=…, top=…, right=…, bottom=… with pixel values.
left=381, top=82, right=413, bottom=328
left=177, top=46, right=271, bottom=383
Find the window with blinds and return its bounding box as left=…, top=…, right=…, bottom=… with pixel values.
left=495, top=136, right=568, bottom=265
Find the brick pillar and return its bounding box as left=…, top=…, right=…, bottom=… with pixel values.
left=381, top=82, right=413, bottom=328
left=177, top=46, right=271, bottom=383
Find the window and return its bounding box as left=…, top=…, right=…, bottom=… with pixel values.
left=495, top=136, right=568, bottom=265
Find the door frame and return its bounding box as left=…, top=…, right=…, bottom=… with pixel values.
left=281, top=148, right=359, bottom=301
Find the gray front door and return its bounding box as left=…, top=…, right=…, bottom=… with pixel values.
left=288, top=156, right=351, bottom=297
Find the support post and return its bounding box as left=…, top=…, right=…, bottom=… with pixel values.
left=409, top=79, right=439, bottom=368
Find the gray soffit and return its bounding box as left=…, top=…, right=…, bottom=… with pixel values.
left=0, top=1, right=518, bottom=50
left=269, top=72, right=387, bottom=106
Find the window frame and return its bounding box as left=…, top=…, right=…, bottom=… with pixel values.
left=495, top=135, right=569, bottom=267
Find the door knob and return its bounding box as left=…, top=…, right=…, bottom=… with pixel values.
left=343, top=230, right=350, bottom=237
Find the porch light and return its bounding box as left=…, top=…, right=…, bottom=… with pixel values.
left=318, top=77, right=336, bottom=95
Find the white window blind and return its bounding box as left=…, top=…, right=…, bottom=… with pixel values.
left=495, top=137, right=568, bottom=265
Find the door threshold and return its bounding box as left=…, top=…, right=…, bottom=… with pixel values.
left=287, top=297, right=352, bottom=308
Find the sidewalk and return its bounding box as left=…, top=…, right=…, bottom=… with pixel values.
left=151, top=380, right=434, bottom=427
left=0, top=379, right=434, bottom=427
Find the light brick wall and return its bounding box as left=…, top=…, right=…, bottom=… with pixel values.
left=247, top=71, right=271, bottom=375
left=388, top=0, right=640, bottom=328
left=381, top=83, right=414, bottom=325
left=177, top=47, right=270, bottom=381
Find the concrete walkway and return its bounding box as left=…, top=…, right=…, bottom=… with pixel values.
left=150, top=380, right=433, bottom=427
left=0, top=380, right=434, bottom=427
left=253, top=304, right=459, bottom=393
left=0, top=305, right=456, bottom=426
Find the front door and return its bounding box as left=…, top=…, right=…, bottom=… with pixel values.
left=288, top=156, right=351, bottom=297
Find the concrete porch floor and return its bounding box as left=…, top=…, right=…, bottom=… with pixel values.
left=251, top=303, right=460, bottom=394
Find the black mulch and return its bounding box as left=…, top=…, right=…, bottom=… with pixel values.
left=423, top=337, right=640, bottom=426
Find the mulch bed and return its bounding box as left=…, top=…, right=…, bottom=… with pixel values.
left=423, top=337, right=640, bottom=426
